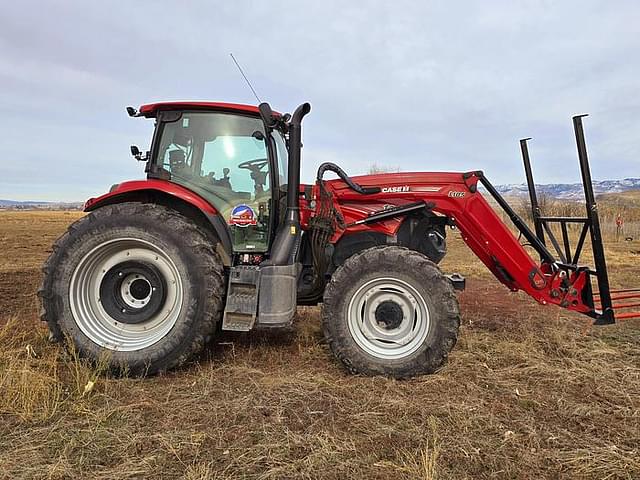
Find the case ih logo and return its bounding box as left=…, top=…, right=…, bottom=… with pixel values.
left=448, top=191, right=466, bottom=198
left=229, top=204, right=258, bottom=227
left=381, top=185, right=410, bottom=193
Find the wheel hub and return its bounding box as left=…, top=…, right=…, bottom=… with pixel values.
left=129, top=278, right=152, bottom=301
left=120, top=273, right=153, bottom=310
left=99, top=261, right=166, bottom=325
left=374, top=300, right=404, bottom=330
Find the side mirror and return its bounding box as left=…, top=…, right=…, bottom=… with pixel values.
left=130, top=145, right=147, bottom=161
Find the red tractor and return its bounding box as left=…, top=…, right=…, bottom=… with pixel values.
left=39, top=101, right=640, bottom=378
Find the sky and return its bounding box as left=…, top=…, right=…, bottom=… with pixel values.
left=0, top=0, right=638, bottom=201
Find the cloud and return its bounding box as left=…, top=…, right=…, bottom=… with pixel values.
left=0, top=0, right=638, bottom=201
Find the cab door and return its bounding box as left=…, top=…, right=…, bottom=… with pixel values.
left=157, top=111, right=275, bottom=253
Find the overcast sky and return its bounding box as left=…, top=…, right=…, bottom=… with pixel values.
left=1, top=1, right=638, bottom=201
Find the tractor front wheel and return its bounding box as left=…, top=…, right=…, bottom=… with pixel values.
left=322, top=246, right=460, bottom=378
left=39, top=202, right=225, bottom=375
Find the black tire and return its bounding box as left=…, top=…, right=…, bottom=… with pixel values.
left=322, top=246, right=460, bottom=378
left=38, top=202, right=225, bottom=376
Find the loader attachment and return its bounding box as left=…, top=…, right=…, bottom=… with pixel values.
left=513, top=115, right=640, bottom=324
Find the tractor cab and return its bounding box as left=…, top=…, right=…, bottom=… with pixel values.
left=122, top=101, right=312, bottom=332
left=137, top=103, right=290, bottom=254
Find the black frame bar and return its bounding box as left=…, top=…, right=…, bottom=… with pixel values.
left=573, top=115, right=614, bottom=323
left=520, top=138, right=546, bottom=246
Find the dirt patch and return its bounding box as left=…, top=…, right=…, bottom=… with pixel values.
left=0, top=268, right=41, bottom=318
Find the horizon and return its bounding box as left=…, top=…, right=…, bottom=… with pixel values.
left=3, top=175, right=640, bottom=204
left=1, top=1, right=639, bottom=202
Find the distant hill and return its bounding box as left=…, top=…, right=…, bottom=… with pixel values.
left=494, top=178, right=640, bottom=200
left=0, top=199, right=34, bottom=206
left=0, top=199, right=83, bottom=210
left=596, top=189, right=640, bottom=207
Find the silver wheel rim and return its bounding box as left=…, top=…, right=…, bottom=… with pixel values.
left=69, top=238, right=183, bottom=351
left=347, top=277, right=430, bottom=359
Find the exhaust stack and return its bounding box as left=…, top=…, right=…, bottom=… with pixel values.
left=263, top=102, right=311, bottom=266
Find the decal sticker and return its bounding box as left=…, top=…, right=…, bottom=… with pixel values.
left=229, top=204, right=258, bottom=227
left=381, top=185, right=410, bottom=193
left=448, top=191, right=466, bottom=198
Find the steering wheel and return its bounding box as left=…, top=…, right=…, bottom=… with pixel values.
left=238, top=158, right=269, bottom=195
left=238, top=158, right=268, bottom=171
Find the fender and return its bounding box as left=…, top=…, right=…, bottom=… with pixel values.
left=84, top=179, right=233, bottom=257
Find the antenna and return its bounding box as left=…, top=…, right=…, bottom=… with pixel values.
left=229, top=53, right=261, bottom=103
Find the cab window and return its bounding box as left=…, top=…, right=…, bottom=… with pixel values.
left=155, top=111, right=272, bottom=252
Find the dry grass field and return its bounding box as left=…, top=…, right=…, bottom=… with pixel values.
left=0, top=209, right=639, bottom=479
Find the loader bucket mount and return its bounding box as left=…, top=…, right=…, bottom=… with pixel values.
left=510, top=114, right=640, bottom=324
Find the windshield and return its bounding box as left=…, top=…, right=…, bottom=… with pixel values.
left=153, top=111, right=273, bottom=252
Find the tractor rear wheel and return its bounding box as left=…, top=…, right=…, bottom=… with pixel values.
left=39, top=202, right=225, bottom=375
left=322, top=246, right=460, bottom=378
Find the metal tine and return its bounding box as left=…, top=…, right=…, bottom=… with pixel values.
left=612, top=302, right=640, bottom=309
left=593, top=297, right=640, bottom=308
left=611, top=292, right=640, bottom=301
left=615, top=311, right=640, bottom=320
left=595, top=288, right=640, bottom=296
left=595, top=295, right=640, bottom=306
left=595, top=292, right=640, bottom=302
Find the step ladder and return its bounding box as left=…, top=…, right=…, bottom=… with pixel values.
left=222, top=265, right=260, bottom=331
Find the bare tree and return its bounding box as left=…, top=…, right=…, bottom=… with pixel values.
left=518, top=192, right=556, bottom=222
left=368, top=163, right=400, bottom=174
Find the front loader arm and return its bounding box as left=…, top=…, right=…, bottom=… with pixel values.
left=435, top=173, right=594, bottom=316
left=444, top=175, right=541, bottom=293
left=324, top=170, right=594, bottom=318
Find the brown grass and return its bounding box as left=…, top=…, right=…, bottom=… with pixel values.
left=0, top=210, right=639, bottom=479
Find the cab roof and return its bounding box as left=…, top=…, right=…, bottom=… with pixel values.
left=138, top=101, right=273, bottom=118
